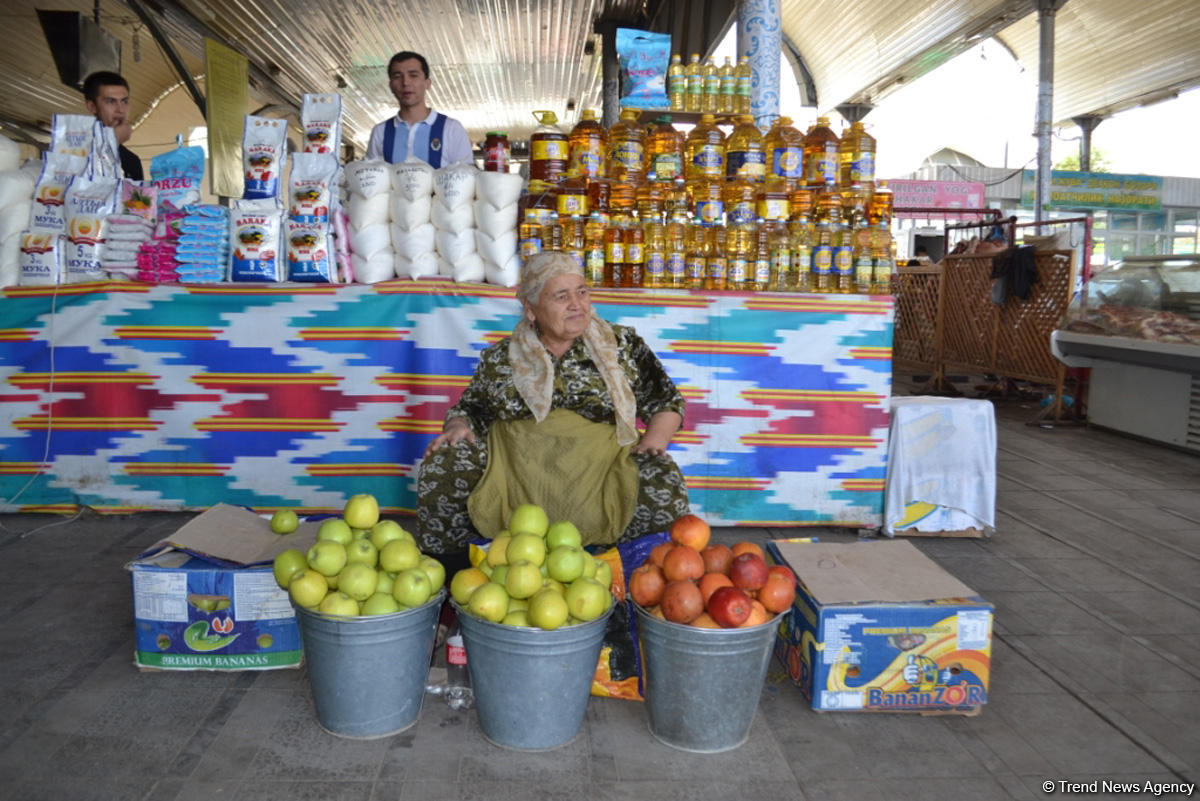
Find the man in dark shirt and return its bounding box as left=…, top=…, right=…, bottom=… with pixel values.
left=82, top=71, right=144, bottom=180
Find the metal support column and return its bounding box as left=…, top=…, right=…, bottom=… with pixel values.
left=1072, top=114, right=1102, bottom=172
left=737, top=0, right=781, bottom=128
left=1034, top=0, right=1068, bottom=226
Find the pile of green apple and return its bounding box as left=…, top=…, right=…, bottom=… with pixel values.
left=448, top=503, right=613, bottom=630
left=271, top=494, right=445, bottom=617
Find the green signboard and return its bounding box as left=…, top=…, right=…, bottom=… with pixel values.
left=1020, top=170, right=1162, bottom=211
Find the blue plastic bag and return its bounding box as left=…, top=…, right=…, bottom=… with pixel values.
left=616, top=28, right=671, bottom=109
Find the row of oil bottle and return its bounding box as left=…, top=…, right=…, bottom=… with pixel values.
left=519, top=180, right=896, bottom=294
left=527, top=110, right=876, bottom=199
left=667, top=53, right=754, bottom=115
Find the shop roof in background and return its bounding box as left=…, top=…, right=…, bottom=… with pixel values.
left=0, top=0, right=1197, bottom=153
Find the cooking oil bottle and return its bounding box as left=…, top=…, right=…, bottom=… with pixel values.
left=562, top=213, right=586, bottom=270
left=734, top=56, right=752, bottom=114
left=635, top=180, right=664, bottom=222
left=810, top=191, right=837, bottom=293
left=726, top=115, right=766, bottom=183
left=838, top=121, right=876, bottom=189
left=542, top=209, right=563, bottom=252
left=830, top=196, right=854, bottom=293
left=665, top=207, right=688, bottom=288
left=685, top=53, right=704, bottom=112
left=764, top=116, right=804, bottom=189
left=868, top=180, right=893, bottom=224
left=724, top=177, right=756, bottom=227
left=623, top=214, right=645, bottom=288
left=767, top=220, right=791, bottom=291
left=529, top=111, right=568, bottom=184
left=646, top=117, right=684, bottom=184
left=690, top=176, right=725, bottom=228
left=788, top=211, right=812, bottom=291
left=803, top=116, right=840, bottom=189
left=643, top=219, right=666, bottom=288
left=607, top=108, right=646, bottom=186
left=719, top=57, right=736, bottom=114
left=706, top=223, right=727, bottom=290
left=604, top=210, right=628, bottom=287
left=725, top=218, right=753, bottom=290
left=556, top=175, right=589, bottom=219
left=665, top=174, right=689, bottom=219
left=583, top=211, right=606, bottom=285
left=756, top=176, right=791, bottom=225
left=753, top=218, right=772, bottom=290
left=870, top=221, right=894, bottom=294
left=568, top=109, right=606, bottom=180
left=667, top=54, right=686, bottom=111
left=685, top=113, right=725, bottom=182
left=702, top=57, right=720, bottom=113
left=850, top=212, right=873, bottom=294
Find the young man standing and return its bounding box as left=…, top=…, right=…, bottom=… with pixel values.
left=365, top=51, right=472, bottom=167
left=82, top=71, right=143, bottom=180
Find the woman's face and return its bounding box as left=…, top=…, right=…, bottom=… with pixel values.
left=528, top=273, right=591, bottom=347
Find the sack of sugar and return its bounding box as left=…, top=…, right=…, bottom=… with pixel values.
left=347, top=192, right=390, bottom=229
left=344, top=159, right=391, bottom=199
left=473, top=199, right=518, bottom=238
left=351, top=250, right=395, bottom=284
left=475, top=170, right=524, bottom=209
left=391, top=222, right=436, bottom=259
left=390, top=195, right=432, bottom=230
left=350, top=223, right=391, bottom=259
left=475, top=229, right=517, bottom=266
left=395, top=251, right=439, bottom=280
left=432, top=162, right=477, bottom=210
left=431, top=198, right=474, bottom=233
left=485, top=251, right=521, bottom=287
left=391, top=158, right=434, bottom=202
left=436, top=228, right=476, bottom=263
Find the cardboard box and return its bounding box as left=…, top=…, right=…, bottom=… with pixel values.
left=127, top=504, right=319, bottom=671
left=766, top=539, right=992, bottom=714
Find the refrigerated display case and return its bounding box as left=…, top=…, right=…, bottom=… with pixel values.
left=1051, top=255, right=1200, bottom=452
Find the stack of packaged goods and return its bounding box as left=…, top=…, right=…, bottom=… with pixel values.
left=283, top=94, right=343, bottom=283
left=529, top=98, right=894, bottom=295
left=390, top=158, right=437, bottom=279
left=229, top=115, right=287, bottom=283
left=0, top=136, right=35, bottom=287
left=475, top=169, right=523, bottom=286
left=176, top=205, right=229, bottom=283
left=668, top=53, right=751, bottom=114
left=343, top=159, right=393, bottom=283
left=432, top=161, right=483, bottom=282
left=101, top=181, right=157, bottom=280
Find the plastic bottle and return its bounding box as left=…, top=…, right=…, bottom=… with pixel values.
left=706, top=223, right=728, bottom=290
left=665, top=174, right=689, bottom=219
left=568, top=109, right=606, bottom=180
left=810, top=193, right=834, bottom=293
left=756, top=177, right=791, bottom=224
left=484, top=132, right=510, bottom=173
left=584, top=211, right=606, bottom=286
left=444, top=620, right=473, bottom=710
left=665, top=208, right=688, bottom=289
left=646, top=116, right=684, bottom=184
left=562, top=213, right=586, bottom=271
left=851, top=215, right=873, bottom=294
left=690, top=177, right=725, bottom=228
left=764, top=116, right=804, bottom=189
left=753, top=219, right=772, bottom=290
left=702, top=57, right=720, bottom=113
left=767, top=221, right=791, bottom=291
left=803, top=116, right=840, bottom=189
left=605, top=209, right=629, bottom=287
left=724, top=177, right=756, bottom=227
left=667, top=54, right=686, bottom=111
left=643, top=219, right=665, bottom=288
left=789, top=187, right=814, bottom=221
left=719, top=57, right=736, bottom=114
left=635, top=179, right=665, bottom=222
left=556, top=175, right=589, bottom=219
left=838, top=121, right=876, bottom=189
left=868, top=180, right=893, bottom=225
left=685, top=53, right=704, bottom=112
left=529, top=111, right=568, bottom=184
left=788, top=212, right=812, bottom=291
left=623, top=214, right=645, bottom=288
left=829, top=196, right=853, bottom=293
left=587, top=178, right=611, bottom=222
left=607, top=108, right=647, bottom=186
left=870, top=221, right=894, bottom=294
left=726, top=115, right=766, bottom=183
left=725, top=218, right=753, bottom=291
left=684, top=220, right=707, bottom=289
left=734, top=56, right=752, bottom=114
left=685, top=113, right=725, bottom=182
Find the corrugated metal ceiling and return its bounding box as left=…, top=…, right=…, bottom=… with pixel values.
left=0, top=0, right=1197, bottom=155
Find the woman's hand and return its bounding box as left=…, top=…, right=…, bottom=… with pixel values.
left=630, top=411, right=682, bottom=457
left=423, top=417, right=476, bottom=459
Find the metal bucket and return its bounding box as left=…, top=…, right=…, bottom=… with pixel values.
left=635, top=604, right=782, bottom=753
left=294, top=590, right=444, bottom=739
left=452, top=599, right=613, bottom=751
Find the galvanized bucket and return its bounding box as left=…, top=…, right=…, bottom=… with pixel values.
left=294, top=590, right=445, bottom=739
left=635, top=604, right=782, bottom=753
left=452, top=599, right=613, bottom=751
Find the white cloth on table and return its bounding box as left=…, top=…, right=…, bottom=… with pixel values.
left=884, top=396, right=996, bottom=537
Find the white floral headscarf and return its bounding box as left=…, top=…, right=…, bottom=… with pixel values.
left=509, top=252, right=638, bottom=446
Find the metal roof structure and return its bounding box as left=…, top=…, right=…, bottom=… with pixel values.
left=1, top=0, right=1197, bottom=154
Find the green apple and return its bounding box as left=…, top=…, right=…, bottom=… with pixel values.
left=502, top=609, right=532, bottom=627
left=450, top=567, right=490, bottom=605
left=546, top=545, right=586, bottom=584
left=508, top=503, right=549, bottom=537
left=467, top=582, right=509, bottom=623
left=594, top=559, right=613, bottom=590
left=361, top=592, right=400, bottom=616
left=580, top=554, right=599, bottom=579
left=564, top=577, right=610, bottom=622
left=319, top=591, right=360, bottom=617
left=392, top=568, right=433, bottom=608
left=477, top=561, right=493, bottom=578
left=369, top=519, right=412, bottom=551
left=317, top=518, right=354, bottom=546
left=545, top=520, right=582, bottom=550
left=375, top=571, right=396, bottom=596
left=307, top=540, right=347, bottom=577
left=351, top=528, right=371, bottom=540
left=343, top=493, right=380, bottom=529
left=270, top=509, right=299, bottom=534
left=325, top=573, right=339, bottom=589
left=337, top=562, right=378, bottom=601
left=542, top=577, right=566, bottom=595
left=288, top=569, right=328, bottom=609
left=528, top=587, right=570, bottom=630
left=486, top=535, right=511, bottom=567
left=419, top=556, right=446, bottom=594
left=489, top=564, right=510, bottom=587
left=506, top=533, right=546, bottom=566
left=344, top=538, right=378, bottom=568
left=272, top=548, right=308, bottom=589
left=504, top=560, right=544, bottom=600
left=379, top=538, right=421, bottom=573
left=507, top=597, right=529, bottom=611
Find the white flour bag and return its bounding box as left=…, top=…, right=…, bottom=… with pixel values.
left=301, top=93, right=342, bottom=155
left=30, top=152, right=86, bottom=233
left=392, top=222, right=436, bottom=259
left=391, top=158, right=434, bottom=202
left=347, top=192, right=390, bottom=229
left=344, top=159, right=391, bottom=199
left=475, top=170, right=524, bottom=209
left=19, top=231, right=63, bottom=286
left=391, top=196, right=432, bottom=230
left=288, top=153, right=338, bottom=223
left=431, top=199, right=474, bottom=233
left=395, top=252, right=439, bottom=280
left=485, top=252, right=521, bottom=287
left=242, top=116, right=288, bottom=200
left=63, top=172, right=120, bottom=282
left=474, top=198, right=518, bottom=238
left=352, top=251, right=395, bottom=284
left=432, top=162, right=477, bottom=210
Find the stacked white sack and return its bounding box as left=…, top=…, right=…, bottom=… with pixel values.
left=432, top=162, right=482, bottom=282
left=390, top=159, right=437, bottom=279
left=342, top=159, right=394, bottom=283
left=0, top=155, right=36, bottom=287
left=474, top=171, right=523, bottom=287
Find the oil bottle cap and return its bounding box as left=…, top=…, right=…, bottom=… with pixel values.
left=620, top=108, right=640, bottom=120
left=700, top=114, right=715, bottom=123
left=581, top=109, right=599, bottom=121
left=533, top=110, right=559, bottom=124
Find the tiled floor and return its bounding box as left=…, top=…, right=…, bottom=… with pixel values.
left=1, top=395, right=1197, bottom=801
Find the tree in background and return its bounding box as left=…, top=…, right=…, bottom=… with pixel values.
left=1055, top=147, right=1112, bottom=172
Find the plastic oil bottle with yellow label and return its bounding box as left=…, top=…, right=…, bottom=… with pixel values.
left=607, top=108, right=646, bottom=186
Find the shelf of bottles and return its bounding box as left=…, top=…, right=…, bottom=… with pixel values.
left=517, top=54, right=895, bottom=295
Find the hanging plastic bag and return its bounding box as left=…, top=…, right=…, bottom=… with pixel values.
left=150, top=138, right=206, bottom=212
left=616, top=28, right=670, bottom=109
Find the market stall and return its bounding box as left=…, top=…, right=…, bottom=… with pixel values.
left=0, top=278, right=893, bottom=526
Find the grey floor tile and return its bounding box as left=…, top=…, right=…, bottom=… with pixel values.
left=1011, top=633, right=1200, bottom=695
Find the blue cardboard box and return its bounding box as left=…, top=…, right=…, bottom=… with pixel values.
left=766, top=539, right=993, bottom=714
left=127, top=504, right=317, bottom=671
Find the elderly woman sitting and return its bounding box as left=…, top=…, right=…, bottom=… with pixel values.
left=416, top=251, right=689, bottom=560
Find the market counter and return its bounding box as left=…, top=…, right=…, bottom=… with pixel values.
left=0, top=278, right=893, bottom=526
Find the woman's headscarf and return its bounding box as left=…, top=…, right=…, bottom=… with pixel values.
left=509, top=252, right=639, bottom=446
